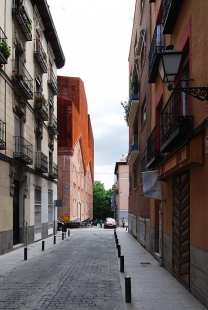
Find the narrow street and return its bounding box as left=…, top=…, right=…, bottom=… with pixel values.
left=0, top=228, right=123, bottom=310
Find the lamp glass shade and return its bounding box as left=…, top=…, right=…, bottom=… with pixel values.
left=159, top=50, right=183, bottom=83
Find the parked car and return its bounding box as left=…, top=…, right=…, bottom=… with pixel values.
left=57, top=219, right=65, bottom=231
left=104, top=217, right=117, bottom=229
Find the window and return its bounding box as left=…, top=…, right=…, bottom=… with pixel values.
left=134, top=168, right=138, bottom=189
left=135, top=29, right=146, bottom=75
left=141, top=156, right=146, bottom=183
left=34, top=187, right=41, bottom=236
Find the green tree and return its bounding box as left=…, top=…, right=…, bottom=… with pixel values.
left=93, top=181, right=113, bottom=220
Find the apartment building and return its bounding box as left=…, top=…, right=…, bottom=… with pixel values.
left=57, top=76, right=94, bottom=224
left=127, top=0, right=152, bottom=249
left=0, top=0, right=65, bottom=254
left=114, top=155, right=129, bottom=227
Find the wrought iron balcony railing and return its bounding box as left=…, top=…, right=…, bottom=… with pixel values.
left=49, top=162, right=58, bottom=179
left=0, top=119, right=6, bottom=150
left=128, top=94, right=139, bottom=126
left=12, top=59, right=33, bottom=99
left=33, top=39, right=47, bottom=73
left=161, top=89, right=194, bottom=153
left=127, top=135, right=140, bottom=165
left=34, top=92, right=48, bottom=121
left=35, top=151, right=48, bottom=173
left=12, top=5, right=32, bottom=41
left=0, top=28, right=10, bottom=65
left=48, top=113, right=58, bottom=135
left=148, top=24, right=165, bottom=83
left=163, top=0, right=184, bottom=34
left=14, top=136, right=33, bottom=165
left=48, top=69, right=58, bottom=95
left=147, top=125, right=163, bottom=168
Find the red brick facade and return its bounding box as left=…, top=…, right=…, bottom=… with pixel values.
left=57, top=76, right=94, bottom=222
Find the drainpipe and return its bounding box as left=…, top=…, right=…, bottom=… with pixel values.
left=159, top=202, right=163, bottom=266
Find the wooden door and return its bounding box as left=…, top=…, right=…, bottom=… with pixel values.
left=172, top=170, right=190, bottom=286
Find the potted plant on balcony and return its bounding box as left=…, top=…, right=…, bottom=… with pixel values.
left=35, top=94, right=46, bottom=109
left=120, top=100, right=129, bottom=125
left=12, top=69, right=24, bottom=80
left=0, top=41, right=11, bottom=59
left=130, top=70, right=140, bottom=99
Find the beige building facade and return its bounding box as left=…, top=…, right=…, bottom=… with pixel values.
left=0, top=0, right=65, bottom=254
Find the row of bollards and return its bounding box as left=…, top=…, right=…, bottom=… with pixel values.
left=24, top=229, right=71, bottom=261
left=114, top=229, right=131, bottom=303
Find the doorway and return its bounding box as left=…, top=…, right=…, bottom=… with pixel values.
left=172, top=170, right=190, bottom=286
left=13, top=180, right=20, bottom=245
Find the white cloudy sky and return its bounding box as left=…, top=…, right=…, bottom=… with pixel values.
left=48, top=0, right=135, bottom=190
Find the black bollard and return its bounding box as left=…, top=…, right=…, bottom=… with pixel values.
left=42, top=240, right=45, bottom=251
left=115, top=238, right=118, bottom=248
left=62, top=232, right=64, bottom=240
left=125, top=277, right=131, bottom=303
left=114, top=229, right=116, bottom=236
left=126, top=226, right=127, bottom=231
left=68, top=230, right=70, bottom=237
left=115, top=233, right=117, bottom=240
left=54, top=235, right=56, bottom=244
left=120, top=255, right=124, bottom=272
left=24, top=247, right=27, bottom=260
left=118, top=244, right=121, bottom=257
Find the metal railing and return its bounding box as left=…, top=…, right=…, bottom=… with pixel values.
left=34, top=39, right=47, bottom=73
left=0, top=27, right=9, bottom=64
left=12, top=5, right=32, bottom=41
left=12, top=59, right=33, bottom=99
left=14, top=136, right=33, bottom=164
left=0, top=119, right=6, bottom=150
left=49, top=162, right=58, bottom=179
left=35, top=151, right=48, bottom=173
left=34, top=92, right=48, bottom=121
left=48, top=113, right=58, bottom=135
left=148, top=24, right=164, bottom=83
left=147, top=125, right=162, bottom=167
left=48, top=69, right=58, bottom=95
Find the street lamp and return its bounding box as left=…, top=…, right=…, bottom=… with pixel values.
left=159, top=45, right=208, bottom=101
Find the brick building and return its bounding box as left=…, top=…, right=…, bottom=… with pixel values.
left=57, top=76, right=94, bottom=224
left=127, top=0, right=151, bottom=249
left=128, top=0, right=208, bottom=307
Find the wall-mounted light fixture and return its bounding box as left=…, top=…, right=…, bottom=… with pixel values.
left=159, top=45, right=208, bottom=101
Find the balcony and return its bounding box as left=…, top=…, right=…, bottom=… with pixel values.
left=0, top=28, right=11, bottom=65
left=49, top=162, right=58, bottom=179
left=163, top=0, right=184, bottom=34
left=48, top=69, right=58, bottom=95
left=147, top=125, right=163, bottom=168
left=48, top=113, right=58, bottom=135
left=34, top=39, right=47, bottom=73
left=14, top=136, right=33, bottom=165
left=12, top=59, right=33, bottom=100
left=128, top=94, right=139, bottom=126
left=34, top=92, right=48, bottom=121
left=0, top=120, right=6, bottom=150
left=148, top=24, right=165, bottom=83
left=12, top=5, right=32, bottom=41
left=161, top=90, right=194, bottom=153
left=127, top=135, right=140, bottom=165
left=35, top=151, right=48, bottom=173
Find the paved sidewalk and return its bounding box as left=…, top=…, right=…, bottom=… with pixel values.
left=116, top=228, right=206, bottom=310
left=0, top=227, right=206, bottom=309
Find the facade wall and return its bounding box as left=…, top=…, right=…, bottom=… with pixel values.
left=114, top=158, right=129, bottom=227
left=128, top=0, right=151, bottom=246
left=0, top=0, right=64, bottom=254
left=147, top=0, right=208, bottom=307
left=57, top=77, right=94, bottom=223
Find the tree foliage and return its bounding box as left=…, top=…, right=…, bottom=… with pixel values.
left=93, top=181, right=113, bottom=220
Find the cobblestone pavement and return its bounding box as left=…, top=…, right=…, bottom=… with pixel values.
left=0, top=229, right=123, bottom=310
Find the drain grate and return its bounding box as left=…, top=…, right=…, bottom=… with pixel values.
left=141, top=262, right=151, bottom=267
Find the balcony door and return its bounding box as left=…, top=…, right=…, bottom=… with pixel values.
left=182, top=61, right=190, bottom=116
